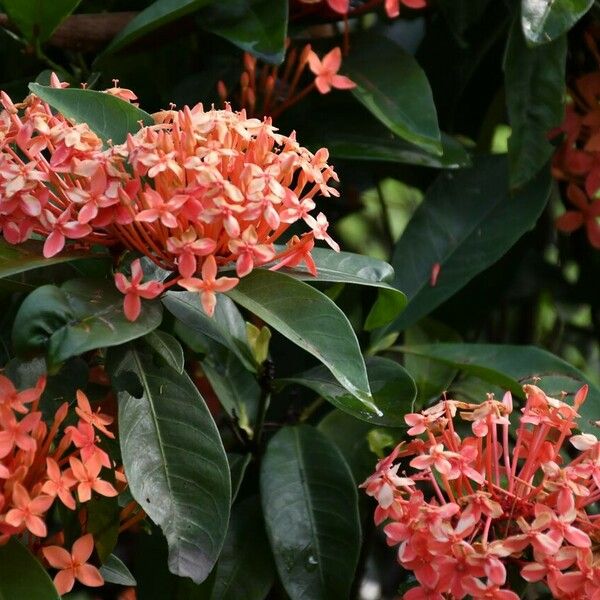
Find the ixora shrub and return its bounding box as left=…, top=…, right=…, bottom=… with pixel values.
left=2, top=0, right=600, bottom=599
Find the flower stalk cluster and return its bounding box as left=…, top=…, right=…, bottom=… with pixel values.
left=361, top=384, right=600, bottom=599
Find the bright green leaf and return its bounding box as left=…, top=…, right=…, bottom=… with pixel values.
left=522, top=0, right=593, bottom=44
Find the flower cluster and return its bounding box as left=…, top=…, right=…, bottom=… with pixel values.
left=294, top=0, right=427, bottom=19
left=0, top=373, right=133, bottom=595
left=0, top=76, right=340, bottom=320
left=361, top=384, right=600, bottom=599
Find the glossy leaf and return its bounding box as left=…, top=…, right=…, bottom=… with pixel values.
left=0, top=538, right=60, bottom=599
left=505, top=18, right=566, bottom=188
left=0, top=238, right=106, bottom=279
left=12, top=279, right=162, bottom=369
left=100, top=0, right=214, bottom=57
left=345, top=35, right=442, bottom=155
left=143, top=330, right=185, bottom=373
left=385, top=155, right=551, bottom=333
left=200, top=0, right=288, bottom=64
left=210, top=496, right=275, bottom=600
left=163, top=291, right=256, bottom=371
left=29, top=84, right=153, bottom=145
left=227, top=269, right=373, bottom=408
left=397, top=343, right=600, bottom=434
left=280, top=357, right=416, bottom=427
left=3, top=0, right=80, bottom=43
left=100, top=554, right=137, bottom=586
left=228, top=453, right=252, bottom=502
left=110, top=344, right=231, bottom=583
left=260, top=425, right=361, bottom=600
left=522, top=0, right=593, bottom=44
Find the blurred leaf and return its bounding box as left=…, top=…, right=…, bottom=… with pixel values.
left=200, top=0, right=288, bottom=64
left=522, top=0, right=593, bottom=44
left=345, top=34, right=442, bottom=155
left=143, top=330, right=185, bottom=373
left=246, top=323, right=271, bottom=365
left=437, top=0, right=491, bottom=38
left=28, top=84, right=153, bottom=144
left=228, top=452, right=251, bottom=502
left=397, top=343, right=600, bottom=434
left=280, top=356, right=416, bottom=427
left=100, top=554, right=137, bottom=586
left=260, top=425, right=361, bottom=600
left=100, top=0, right=214, bottom=57
left=12, top=279, right=162, bottom=369
left=3, top=0, right=80, bottom=44
left=0, top=238, right=107, bottom=279
left=87, top=496, right=120, bottom=562
left=227, top=269, right=373, bottom=408
left=209, top=496, right=275, bottom=600
left=505, top=18, right=566, bottom=188
left=0, top=538, right=59, bottom=599
left=384, top=155, right=551, bottom=333
left=110, top=344, right=231, bottom=584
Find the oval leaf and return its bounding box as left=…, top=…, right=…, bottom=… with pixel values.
left=260, top=425, right=361, bottom=600
left=12, top=279, right=162, bottom=369
left=143, top=330, right=185, bottom=373
left=522, top=0, right=593, bottom=44
left=0, top=538, right=60, bottom=599
left=345, top=34, right=441, bottom=155
left=384, top=155, right=551, bottom=333
left=28, top=83, right=153, bottom=145
left=280, top=357, right=416, bottom=427
left=226, top=269, right=373, bottom=408
left=109, top=344, right=231, bottom=583
left=100, top=554, right=137, bottom=586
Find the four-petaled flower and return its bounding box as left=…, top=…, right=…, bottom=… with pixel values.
left=114, top=259, right=164, bottom=321
left=308, top=48, right=356, bottom=94
left=555, top=183, right=600, bottom=248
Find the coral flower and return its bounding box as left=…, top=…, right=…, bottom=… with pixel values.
left=4, top=483, right=53, bottom=537
left=308, top=48, right=356, bottom=94
left=555, top=183, right=600, bottom=248
left=43, top=534, right=104, bottom=595
left=114, top=259, right=164, bottom=322
left=68, top=454, right=118, bottom=502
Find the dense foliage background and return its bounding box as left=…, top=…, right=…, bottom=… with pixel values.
left=1, top=0, right=600, bottom=599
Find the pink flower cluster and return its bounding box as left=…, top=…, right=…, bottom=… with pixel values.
left=0, top=373, right=126, bottom=595
left=0, top=76, right=340, bottom=320
left=296, top=0, right=426, bottom=19
left=361, top=384, right=600, bottom=599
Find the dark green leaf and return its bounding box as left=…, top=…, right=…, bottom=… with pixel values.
left=228, top=453, right=252, bottom=503
left=260, top=426, right=361, bottom=600
left=210, top=496, right=275, bottom=600
left=522, top=0, right=593, bottom=44
left=227, top=269, right=373, bottom=408
left=345, top=34, right=441, bottom=155
left=199, top=0, right=288, bottom=64
left=505, top=18, right=566, bottom=187
left=100, top=0, right=214, bottom=57
left=280, top=357, right=416, bottom=427
left=143, top=330, right=185, bottom=373
left=438, top=0, right=491, bottom=38
left=28, top=84, right=153, bottom=145
left=0, top=238, right=106, bottom=279
left=163, top=291, right=256, bottom=371
left=110, top=344, right=231, bottom=583
left=100, top=554, right=137, bottom=586
left=395, top=343, right=600, bottom=434
left=0, top=538, right=60, bottom=599
left=3, top=0, right=80, bottom=43
left=87, top=496, right=120, bottom=562
left=385, top=155, right=551, bottom=333
left=12, top=279, right=162, bottom=369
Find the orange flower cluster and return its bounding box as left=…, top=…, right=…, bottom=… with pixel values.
left=0, top=373, right=130, bottom=595
left=0, top=76, right=341, bottom=320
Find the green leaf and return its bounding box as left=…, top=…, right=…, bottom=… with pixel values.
left=3, top=0, right=80, bottom=44
left=163, top=291, right=256, bottom=371
left=345, top=34, right=442, bottom=155
left=0, top=238, right=107, bottom=279
left=280, top=357, right=416, bottom=427
left=260, top=425, right=361, bottom=600
left=100, top=554, right=137, bottom=586
left=28, top=83, right=153, bottom=145
left=0, top=538, right=60, bottom=599
left=385, top=155, right=551, bottom=333
left=210, top=496, right=275, bottom=600
left=199, top=0, right=288, bottom=64
left=87, top=496, right=120, bottom=562
left=109, top=344, right=231, bottom=584
left=100, top=0, right=214, bottom=57
left=505, top=17, right=566, bottom=188
left=395, top=343, right=600, bottom=434
left=143, top=330, right=185, bottom=373
left=228, top=452, right=251, bottom=502
left=522, top=0, right=593, bottom=44
left=227, top=269, right=373, bottom=408
left=12, top=279, right=162, bottom=369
